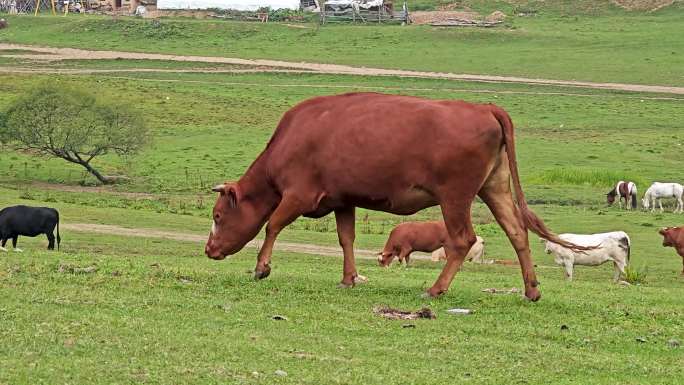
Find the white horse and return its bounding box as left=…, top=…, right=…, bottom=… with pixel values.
left=642, top=182, right=684, bottom=213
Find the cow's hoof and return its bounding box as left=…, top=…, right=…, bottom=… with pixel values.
left=422, top=288, right=445, bottom=298
left=0, top=247, right=7, bottom=252
left=337, top=274, right=368, bottom=288
left=253, top=266, right=271, bottom=280
left=524, top=288, right=541, bottom=302
left=13, top=248, right=23, bottom=253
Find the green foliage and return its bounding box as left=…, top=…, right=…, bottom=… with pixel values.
left=2, top=82, right=148, bottom=183
left=623, top=264, right=649, bottom=285
left=68, top=18, right=190, bottom=39
left=533, top=169, right=645, bottom=188
left=2, top=11, right=684, bottom=86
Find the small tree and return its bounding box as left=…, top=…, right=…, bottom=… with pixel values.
left=0, top=83, right=148, bottom=184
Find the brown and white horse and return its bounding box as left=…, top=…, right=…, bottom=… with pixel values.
left=607, top=181, right=637, bottom=209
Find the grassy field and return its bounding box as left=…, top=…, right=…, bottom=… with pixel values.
left=0, top=67, right=682, bottom=384
left=1, top=3, right=684, bottom=383
left=0, top=201, right=683, bottom=384
left=1, top=1, right=684, bottom=85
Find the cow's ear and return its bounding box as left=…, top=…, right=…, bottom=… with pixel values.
left=226, top=184, right=240, bottom=209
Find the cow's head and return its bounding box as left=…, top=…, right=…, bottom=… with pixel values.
left=205, top=182, right=271, bottom=260
left=377, top=251, right=396, bottom=267
left=659, top=227, right=677, bottom=247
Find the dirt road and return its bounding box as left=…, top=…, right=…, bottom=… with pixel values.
left=63, top=222, right=387, bottom=260
left=2, top=43, right=683, bottom=95
left=61, top=222, right=542, bottom=266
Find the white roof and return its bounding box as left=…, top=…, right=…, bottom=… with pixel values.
left=157, top=0, right=300, bottom=11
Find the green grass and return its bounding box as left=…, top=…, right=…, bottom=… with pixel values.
left=1, top=205, right=683, bottom=384
left=1, top=3, right=684, bottom=85
left=1, top=72, right=682, bottom=196
left=1, top=7, right=684, bottom=380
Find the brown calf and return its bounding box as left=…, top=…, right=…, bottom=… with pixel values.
left=377, top=221, right=448, bottom=266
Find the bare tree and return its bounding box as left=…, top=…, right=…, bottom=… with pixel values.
left=0, top=83, right=149, bottom=184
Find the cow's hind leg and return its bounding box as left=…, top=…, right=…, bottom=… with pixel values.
left=335, top=207, right=367, bottom=288
left=613, top=260, right=626, bottom=282
left=46, top=232, right=55, bottom=250
left=478, top=161, right=541, bottom=301
left=425, top=198, right=476, bottom=297
left=253, top=194, right=310, bottom=280
left=0, top=239, right=7, bottom=252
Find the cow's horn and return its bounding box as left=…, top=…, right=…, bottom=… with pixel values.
left=211, top=184, right=226, bottom=193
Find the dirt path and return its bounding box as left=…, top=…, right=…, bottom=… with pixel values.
left=2, top=43, right=683, bottom=95
left=61, top=222, right=547, bottom=267
left=0, top=67, right=316, bottom=75
left=62, top=222, right=388, bottom=260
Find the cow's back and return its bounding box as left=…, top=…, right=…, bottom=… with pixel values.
left=0, top=206, right=58, bottom=236
left=263, top=93, right=504, bottom=200
left=390, top=221, right=447, bottom=251
left=557, top=232, right=627, bottom=265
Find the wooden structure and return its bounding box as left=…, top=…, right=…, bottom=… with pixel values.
left=320, top=0, right=408, bottom=24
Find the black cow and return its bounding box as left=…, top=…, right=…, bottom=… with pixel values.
left=0, top=205, right=61, bottom=252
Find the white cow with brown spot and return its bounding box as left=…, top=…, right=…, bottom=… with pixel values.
left=542, top=231, right=630, bottom=281
left=431, top=236, right=485, bottom=263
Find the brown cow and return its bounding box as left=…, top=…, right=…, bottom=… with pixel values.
left=205, top=92, right=582, bottom=300
left=377, top=221, right=448, bottom=266
left=659, top=227, right=684, bottom=275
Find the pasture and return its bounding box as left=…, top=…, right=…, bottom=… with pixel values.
left=1, top=3, right=684, bottom=384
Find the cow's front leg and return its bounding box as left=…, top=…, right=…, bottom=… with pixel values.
left=11, top=237, right=21, bottom=253
left=253, top=194, right=306, bottom=280
left=335, top=207, right=366, bottom=288
left=0, top=238, right=7, bottom=252
left=563, top=260, right=574, bottom=281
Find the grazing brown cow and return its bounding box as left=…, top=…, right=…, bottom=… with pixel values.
left=659, top=227, right=684, bottom=275
left=206, top=92, right=583, bottom=300
left=377, top=221, right=448, bottom=266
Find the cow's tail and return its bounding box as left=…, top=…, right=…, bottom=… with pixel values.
left=615, top=235, right=631, bottom=262
left=56, top=212, right=61, bottom=251
left=491, top=105, right=595, bottom=251
left=631, top=184, right=638, bottom=209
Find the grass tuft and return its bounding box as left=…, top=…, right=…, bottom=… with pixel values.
left=623, top=265, right=648, bottom=285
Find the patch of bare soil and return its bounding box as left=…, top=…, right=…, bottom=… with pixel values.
left=410, top=10, right=481, bottom=25
left=611, top=0, right=675, bottom=11
left=373, top=306, right=436, bottom=320
left=61, top=222, right=396, bottom=259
